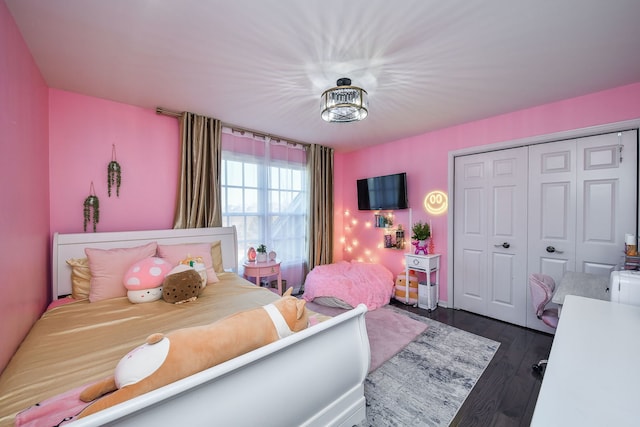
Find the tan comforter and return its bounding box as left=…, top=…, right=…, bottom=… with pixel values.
left=0, top=274, right=318, bottom=426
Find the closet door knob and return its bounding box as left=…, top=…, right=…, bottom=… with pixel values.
left=494, top=242, right=510, bottom=249
left=546, top=246, right=564, bottom=254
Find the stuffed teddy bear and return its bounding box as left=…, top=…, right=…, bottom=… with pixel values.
left=77, top=288, right=309, bottom=418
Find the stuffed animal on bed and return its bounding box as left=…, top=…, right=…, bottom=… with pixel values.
left=123, top=257, right=173, bottom=304
left=77, top=288, right=309, bottom=418
left=162, top=264, right=203, bottom=304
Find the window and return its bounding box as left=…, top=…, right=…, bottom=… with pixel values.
left=221, top=129, right=308, bottom=290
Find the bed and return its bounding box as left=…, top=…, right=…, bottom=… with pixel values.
left=302, top=260, right=395, bottom=310
left=0, top=227, right=370, bottom=427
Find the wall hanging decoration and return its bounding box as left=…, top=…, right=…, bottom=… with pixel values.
left=108, top=144, right=122, bottom=197
left=83, top=182, right=100, bottom=232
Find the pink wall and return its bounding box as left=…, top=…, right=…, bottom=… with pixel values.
left=334, top=82, right=640, bottom=303
left=49, top=90, right=179, bottom=234
left=0, top=1, right=50, bottom=373
left=2, top=0, right=640, bottom=375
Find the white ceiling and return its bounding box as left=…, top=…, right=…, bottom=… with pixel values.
left=6, top=0, right=640, bottom=152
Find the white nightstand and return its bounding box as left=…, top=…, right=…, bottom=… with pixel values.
left=404, top=253, right=441, bottom=310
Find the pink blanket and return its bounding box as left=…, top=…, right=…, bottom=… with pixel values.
left=14, top=381, right=97, bottom=427
left=302, top=261, right=394, bottom=310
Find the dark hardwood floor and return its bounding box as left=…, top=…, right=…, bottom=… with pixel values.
left=390, top=300, right=554, bottom=427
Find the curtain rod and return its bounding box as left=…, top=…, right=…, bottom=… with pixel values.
left=155, top=106, right=311, bottom=147
left=155, top=107, right=181, bottom=118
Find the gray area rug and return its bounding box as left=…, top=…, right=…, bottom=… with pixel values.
left=306, top=301, right=428, bottom=372
left=363, top=306, right=500, bottom=427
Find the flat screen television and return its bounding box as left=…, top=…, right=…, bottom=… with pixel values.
left=357, top=172, right=408, bottom=210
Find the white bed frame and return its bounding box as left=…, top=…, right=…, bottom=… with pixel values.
left=51, top=227, right=370, bottom=426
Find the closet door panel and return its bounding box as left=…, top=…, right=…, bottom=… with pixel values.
left=528, top=140, right=577, bottom=285
left=576, top=130, right=638, bottom=276
left=487, top=152, right=528, bottom=326
left=540, top=182, right=571, bottom=240
left=454, top=154, right=489, bottom=315
left=458, top=248, right=486, bottom=313
left=454, top=147, right=528, bottom=325
left=491, top=252, right=515, bottom=304
left=527, top=130, right=637, bottom=331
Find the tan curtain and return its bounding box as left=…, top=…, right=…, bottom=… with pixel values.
left=173, top=112, right=222, bottom=229
left=307, top=144, right=334, bottom=270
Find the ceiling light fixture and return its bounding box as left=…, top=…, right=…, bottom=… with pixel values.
left=321, top=78, right=368, bottom=123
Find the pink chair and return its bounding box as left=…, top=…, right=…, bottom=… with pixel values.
left=529, top=273, right=559, bottom=376
left=529, top=273, right=559, bottom=329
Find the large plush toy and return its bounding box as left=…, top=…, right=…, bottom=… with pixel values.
left=162, top=265, right=203, bottom=304
left=124, top=257, right=173, bottom=303
left=77, top=288, right=309, bottom=418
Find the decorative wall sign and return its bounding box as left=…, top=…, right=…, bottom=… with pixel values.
left=424, top=190, right=448, bottom=215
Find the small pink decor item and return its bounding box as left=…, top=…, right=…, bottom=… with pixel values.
left=428, top=238, right=435, bottom=255
left=412, top=240, right=428, bottom=255
left=247, top=247, right=257, bottom=261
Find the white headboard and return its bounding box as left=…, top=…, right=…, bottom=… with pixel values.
left=52, top=226, right=238, bottom=299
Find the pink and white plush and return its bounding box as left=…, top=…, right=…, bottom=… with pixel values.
left=123, top=257, right=173, bottom=303
left=77, top=289, right=308, bottom=418
left=302, top=261, right=394, bottom=310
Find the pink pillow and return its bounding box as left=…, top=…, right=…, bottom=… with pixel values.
left=124, top=257, right=173, bottom=290
left=85, top=242, right=158, bottom=302
left=157, top=243, right=219, bottom=284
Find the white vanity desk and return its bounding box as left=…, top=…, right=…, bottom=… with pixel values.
left=531, top=295, right=640, bottom=426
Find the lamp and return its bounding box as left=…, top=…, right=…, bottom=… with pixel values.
left=321, top=78, right=368, bottom=123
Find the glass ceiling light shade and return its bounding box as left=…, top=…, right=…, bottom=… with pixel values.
left=321, top=78, right=368, bottom=123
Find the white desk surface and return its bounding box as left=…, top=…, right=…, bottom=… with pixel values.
left=531, top=295, right=640, bottom=426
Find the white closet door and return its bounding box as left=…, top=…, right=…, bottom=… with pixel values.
left=528, top=140, right=578, bottom=281
left=454, top=147, right=528, bottom=325
left=527, top=130, right=637, bottom=331
left=576, top=131, right=637, bottom=275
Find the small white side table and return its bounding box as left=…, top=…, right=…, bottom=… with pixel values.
left=404, top=253, right=441, bottom=309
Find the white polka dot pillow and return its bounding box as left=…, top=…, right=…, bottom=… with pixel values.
left=124, top=257, right=173, bottom=303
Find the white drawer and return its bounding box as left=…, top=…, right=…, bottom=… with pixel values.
left=405, top=255, right=432, bottom=270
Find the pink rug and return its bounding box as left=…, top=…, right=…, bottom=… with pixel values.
left=305, top=301, right=428, bottom=372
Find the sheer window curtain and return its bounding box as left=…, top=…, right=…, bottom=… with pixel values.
left=220, top=128, right=309, bottom=292
left=173, top=112, right=222, bottom=229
